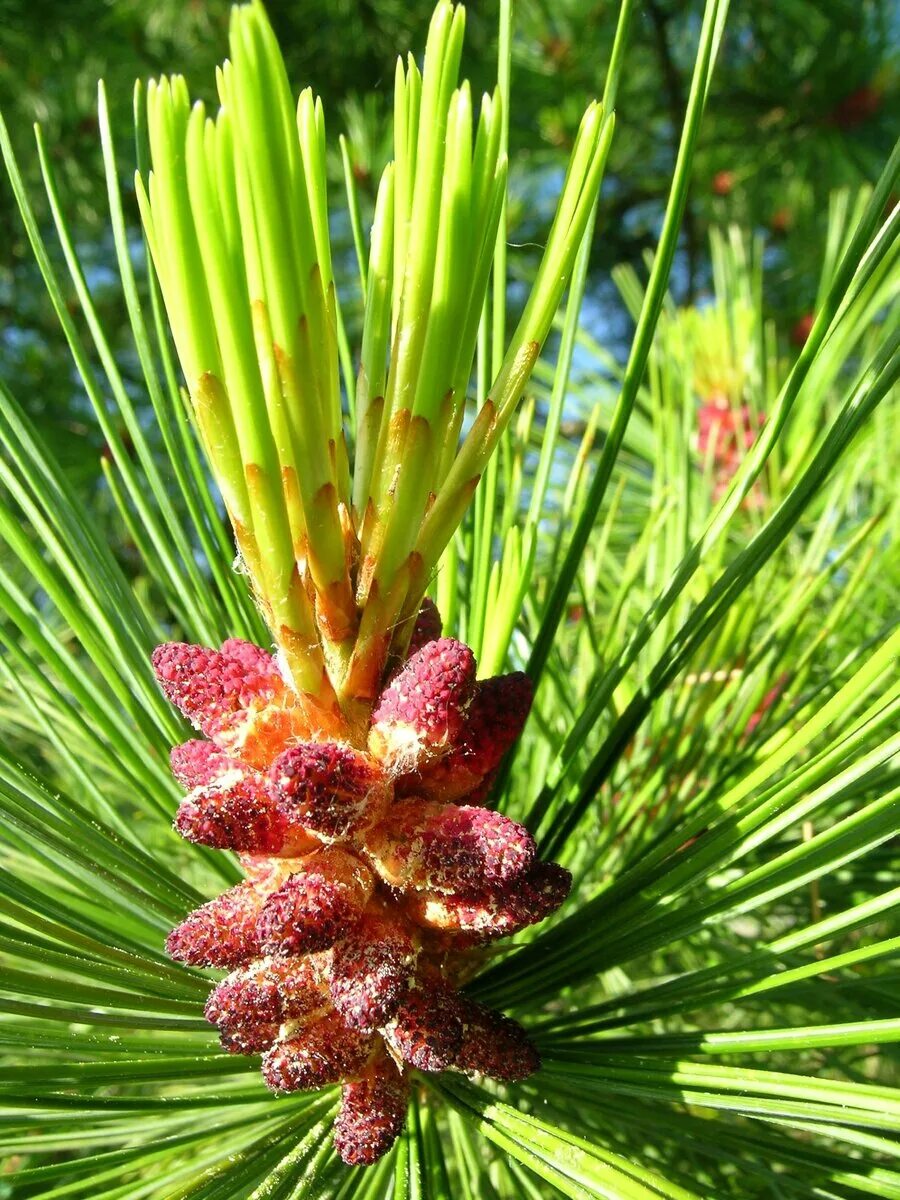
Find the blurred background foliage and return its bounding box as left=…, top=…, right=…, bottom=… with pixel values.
left=0, top=0, right=896, bottom=500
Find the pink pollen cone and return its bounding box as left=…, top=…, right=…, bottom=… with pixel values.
left=403, top=861, right=571, bottom=942
left=366, top=799, right=535, bottom=894
left=256, top=850, right=374, bottom=956
left=334, top=1053, right=409, bottom=1166
left=261, top=1012, right=374, bottom=1092
left=369, top=638, right=476, bottom=770
left=220, top=637, right=277, bottom=673
left=169, top=740, right=244, bottom=788
left=412, top=672, right=533, bottom=802
left=270, top=742, right=387, bottom=840
left=328, top=912, right=417, bottom=1031
left=151, top=640, right=283, bottom=738
left=175, top=777, right=288, bottom=853
left=165, top=882, right=265, bottom=967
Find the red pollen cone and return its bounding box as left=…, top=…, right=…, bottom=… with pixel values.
left=407, top=597, right=443, bottom=656
left=454, top=1000, right=541, bottom=1081
left=328, top=912, right=417, bottom=1031
left=205, top=957, right=326, bottom=1030
left=369, top=638, right=476, bottom=769
left=157, top=630, right=566, bottom=1165
left=261, top=1012, right=374, bottom=1092
left=166, top=882, right=265, bottom=967
left=270, top=742, right=387, bottom=839
left=256, top=850, right=374, bottom=955
left=412, top=671, right=533, bottom=802
left=384, top=978, right=464, bottom=1070
left=175, top=777, right=288, bottom=852
left=334, top=1053, right=410, bottom=1166
left=366, top=798, right=535, bottom=893
left=404, top=860, right=572, bottom=942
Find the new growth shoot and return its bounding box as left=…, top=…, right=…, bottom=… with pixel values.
left=138, top=0, right=613, bottom=731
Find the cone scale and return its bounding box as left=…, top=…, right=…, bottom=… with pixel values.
left=156, top=606, right=569, bottom=1165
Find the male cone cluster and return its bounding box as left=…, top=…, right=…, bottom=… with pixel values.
left=697, top=396, right=765, bottom=504
left=154, top=602, right=570, bottom=1165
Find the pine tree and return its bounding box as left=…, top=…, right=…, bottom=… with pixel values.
left=0, top=0, right=898, bottom=1195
